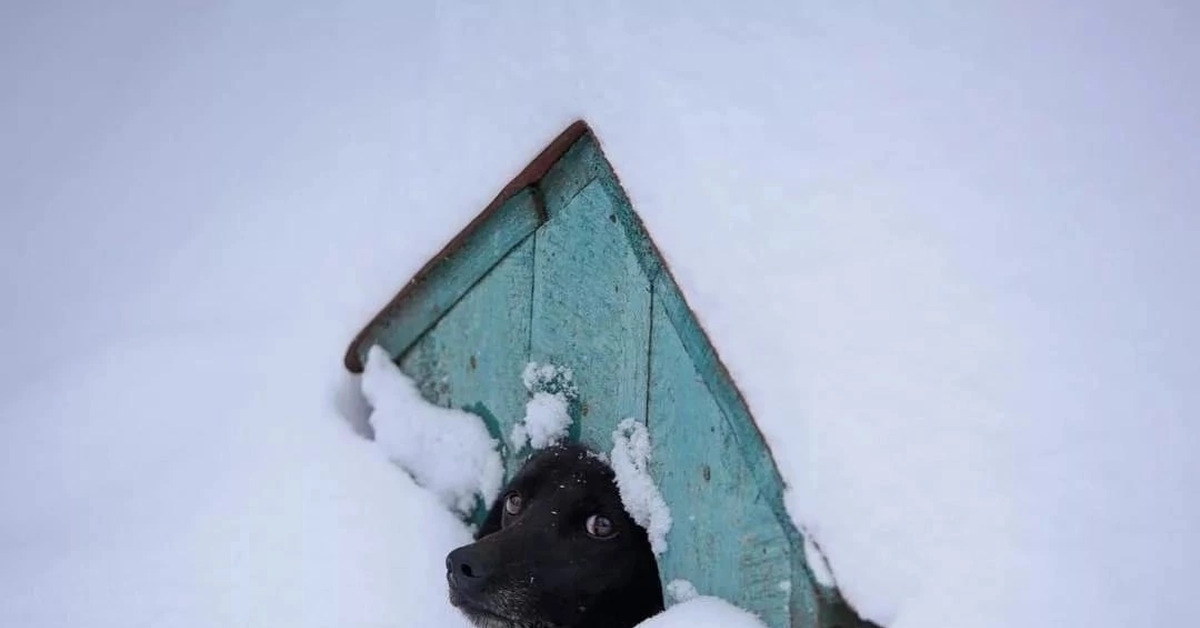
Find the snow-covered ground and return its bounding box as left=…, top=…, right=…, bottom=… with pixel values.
left=2, top=2, right=1198, bottom=627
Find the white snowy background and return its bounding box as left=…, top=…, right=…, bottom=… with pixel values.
left=2, top=2, right=1197, bottom=627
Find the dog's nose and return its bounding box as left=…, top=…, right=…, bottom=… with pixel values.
left=446, top=546, right=488, bottom=591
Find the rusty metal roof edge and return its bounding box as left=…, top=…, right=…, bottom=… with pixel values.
left=343, top=120, right=593, bottom=373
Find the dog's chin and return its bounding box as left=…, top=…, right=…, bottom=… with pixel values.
left=454, top=606, right=552, bottom=628
left=456, top=607, right=520, bottom=628
left=448, top=587, right=555, bottom=628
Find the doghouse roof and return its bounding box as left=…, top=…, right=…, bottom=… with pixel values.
left=341, top=122, right=778, bottom=505
left=344, top=121, right=590, bottom=373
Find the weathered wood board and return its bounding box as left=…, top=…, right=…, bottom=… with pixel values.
left=357, top=190, right=540, bottom=367
left=397, top=235, right=534, bottom=436
left=648, top=298, right=797, bottom=628
left=396, top=236, right=535, bottom=522
left=530, top=178, right=652, bottom=450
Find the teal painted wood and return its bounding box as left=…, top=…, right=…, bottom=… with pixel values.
left=540, top=135, right=664, bottom=282
left=648, top=297, right=793, bottom=628
left=651, top=272, right=825, bottom=626
left=595, top=174, right=665, bottom=283
left=530, top=177, right=652, bottom=450
left=350, top=189, right=541, bottom=369
left=551, top=134, right=828, bottom=624
left=539, top=134, right=611, bottom=220
left=397, top=236, right=537, bottom=521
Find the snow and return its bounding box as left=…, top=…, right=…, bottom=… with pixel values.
left=509, top=362, right=576, bottom=451
left=509, top=391, right=572, bottom=451
left=521, top=362, right=577, bottom=395
left=610, top=418, right=673, bottom=556
left=0, top=336, right=475, bottom=628
left=666, top=579, right=700, bottom=605
left=639, top=596, right=768, bottom=628
left=361, top=345, right=504, bottom=518
left=2, top=2, right=1198, bottom=627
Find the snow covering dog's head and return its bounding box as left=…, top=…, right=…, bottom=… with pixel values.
left=446, top=443, right=663, bottom=628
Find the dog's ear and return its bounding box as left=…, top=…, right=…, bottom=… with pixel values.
left=475, top=491, right=505, bottom=540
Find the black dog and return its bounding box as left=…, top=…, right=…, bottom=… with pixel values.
left=446, top=443, right=664, bottom=628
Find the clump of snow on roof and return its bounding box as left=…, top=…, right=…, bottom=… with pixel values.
left=509, top=362, right=577, bottom=451
left=510, top=391, right=572, bottom=450
left=636, top=596, right=767, bottom=628
left=666, top=579, right=699, bottom=605
left=803, top=533, right=836, bottom=588
left=610, top=417, right=672, bottom=555
left=360, top=345, right=503, bottom=517
left=522, top=361, right=577, bottom=395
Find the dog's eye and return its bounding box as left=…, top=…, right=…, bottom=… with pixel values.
left=504, top=492, right=523, bottom=516
left=585, top=514, right=616, bottom=539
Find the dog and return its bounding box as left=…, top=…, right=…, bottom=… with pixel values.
left=446, top=442, right=664, bottom=628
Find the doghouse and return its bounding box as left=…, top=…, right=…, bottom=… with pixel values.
left=344, top=121, right=869, bottom=628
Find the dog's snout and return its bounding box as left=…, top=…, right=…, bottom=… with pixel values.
left=446, top=546, right=488, bottom=590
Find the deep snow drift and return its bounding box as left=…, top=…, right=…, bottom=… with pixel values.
left=0, top=336, right=476, bottom=627
left=362, top=345, right=504, bottom=518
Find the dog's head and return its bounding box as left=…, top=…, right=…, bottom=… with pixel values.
left=446, top=443, right=663, bottom=628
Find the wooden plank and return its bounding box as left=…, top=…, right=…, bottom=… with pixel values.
left=344, top=122, right=594, bottom=373
left=593, top=175, right=664, bottom=283
left=540, top=134, right=664, bottom=282
left=647, top=297, right=794, bottom=628
left=539, top=134, right=610, bottom=220
left=651, top=271, right=792, bottom=519
left=347, top=189, right=540, bottom=371
left=530, top=178, right=652, bottom=451
left=563, top=135, right=829, bottom=622
left=398, top=236, right=536, bottom=519
left=652, top=271, right=824, bottom=626
left=536, top=136, right=831, bottom=625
